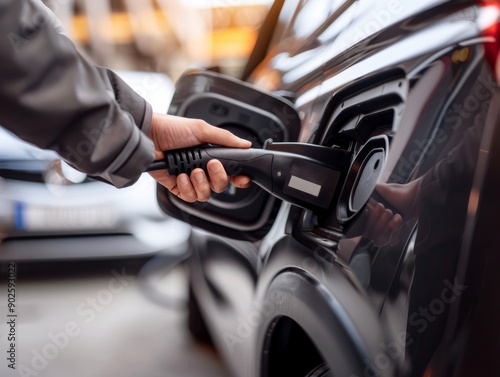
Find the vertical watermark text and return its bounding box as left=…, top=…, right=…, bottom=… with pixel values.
left=5, top=263, right=17, bottom=371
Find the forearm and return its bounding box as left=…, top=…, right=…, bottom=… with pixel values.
left=0, top=0, right=154, bottom=187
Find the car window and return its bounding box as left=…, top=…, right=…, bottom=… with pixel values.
left=317, top=2, right=357, bottom=44
left=248, top=0, right=356, bottom=89
left=288, top=0, right=332, bottom=40
left=267, top=0, right=300, bottom=49
left=285, top=0, right=350, bottom=40
left=270, top=0, right=355, bottom=84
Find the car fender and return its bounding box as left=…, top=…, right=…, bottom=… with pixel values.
left=254, top=237, right=398, bottom=377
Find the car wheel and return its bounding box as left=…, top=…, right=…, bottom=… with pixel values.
left=187, top=282, right=214, bottom=345
left=305, top=363, right=332, bottom=377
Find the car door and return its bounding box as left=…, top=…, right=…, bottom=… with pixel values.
left=155, top=0, right=499, bottom=376
left=280, top=1, right=497, bottom=376
left=155, top=1, right=398, bottom=376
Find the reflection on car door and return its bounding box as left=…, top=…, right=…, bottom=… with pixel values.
left=340, top=46, right=496, bottom=376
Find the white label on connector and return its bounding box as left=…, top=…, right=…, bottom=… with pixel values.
left=288, top=175, right=321, bottom=197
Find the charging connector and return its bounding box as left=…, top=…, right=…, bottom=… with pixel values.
left=147, top=142, right=352, bottom=214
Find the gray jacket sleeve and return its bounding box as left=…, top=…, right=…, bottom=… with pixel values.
left=0, top=0, right=155, bottom=188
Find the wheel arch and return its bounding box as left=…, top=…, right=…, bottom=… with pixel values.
left=257, top=269, right=395, bottom=377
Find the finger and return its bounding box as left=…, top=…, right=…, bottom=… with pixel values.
left=372, top=207, right=394, bottom=238
left=389, top=213, right=403, bottom=232
left=198, top=123, right=252, bottom=149
left=366, top=204, right=393, bottom=246
left=363, top=202, right=385, bottom=238
left=207, top=160, right=229, bottom=193
left=388, top=214, right=404, bottom=246
left=177, top=174, right=198, bottom=202
left=191, top=169, right=212, bottom=202
left=230, top=175, right=251, bottom=188
left=154, top=150, right=164, bottom=160
left=372, top=209, right=395, bottom=246
left=375, top=212, right=402, bottom=246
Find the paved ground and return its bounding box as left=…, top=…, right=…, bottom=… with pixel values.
left=0, top=258, right=230, bottom=377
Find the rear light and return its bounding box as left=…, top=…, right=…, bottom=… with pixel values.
left=480, top=2, right=500, bottom=82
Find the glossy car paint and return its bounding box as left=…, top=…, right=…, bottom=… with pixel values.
left=167, top=1, right=500, bottom=376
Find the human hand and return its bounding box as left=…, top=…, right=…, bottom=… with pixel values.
left=345, top=178, right=422, bottom=246
left=360, top=199, right=403, bottom=246
left=147, top=113, right=252, bottom=202
left=374, top=178, right=422, bottom=221
left=345, top=198, right=403, bottom=247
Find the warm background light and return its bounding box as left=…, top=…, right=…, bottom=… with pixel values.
left=46, top=0, right=272, bottom=79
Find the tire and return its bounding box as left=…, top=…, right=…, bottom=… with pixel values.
left=305, top=363, right=333, bottom=377
left=187, top=282, right=214, bottom=345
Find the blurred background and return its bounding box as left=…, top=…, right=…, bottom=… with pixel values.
left=0, top=1, right=273, bottom=376
left=49, top=0, right=273, bottom=79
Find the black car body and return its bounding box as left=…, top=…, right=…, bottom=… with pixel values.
left=158, top=1, right=500, bottom=376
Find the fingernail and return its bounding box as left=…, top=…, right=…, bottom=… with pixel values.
left=179, top=175, right=189, bottom=185
left=194, top=171, right=204, bottom=184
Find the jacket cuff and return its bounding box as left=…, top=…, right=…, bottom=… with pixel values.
left=140, top=102, right=153, bottom=136
left=99, top=128, right=155, bottom=188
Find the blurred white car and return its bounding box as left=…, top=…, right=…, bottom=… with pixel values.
left=0, top=72, right=190, bottom=261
